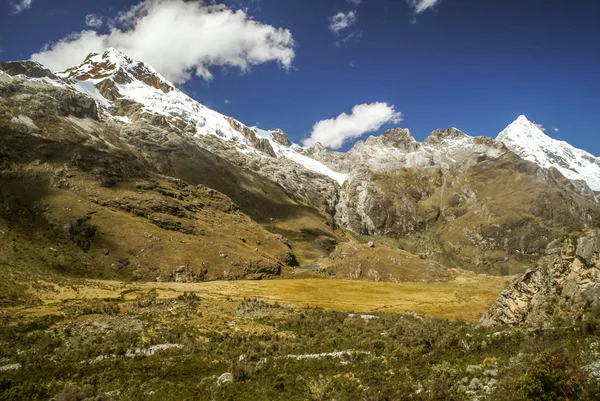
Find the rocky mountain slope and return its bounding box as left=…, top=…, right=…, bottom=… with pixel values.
left=480, top=229, right=600, bottom=327
left=1, top=49, right=599, bottom=284
left=311, top=125, right=600, bottom=274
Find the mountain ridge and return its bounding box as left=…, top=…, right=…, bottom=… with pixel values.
left=5, top=49, right=598, bottom=195
left=1, top=49, right=599, bottom=278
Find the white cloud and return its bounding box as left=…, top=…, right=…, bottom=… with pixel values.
left=554, top=127, right=559, bottom=132
left=224, top=99, right=231, bottom=104
left=31, top=0, right=295, bottom=84
left=329, top=11, right=357, bottom=34
left=346, top=0, right=362, bottom=5
left=407, top=0, right=441, bottom=14
left=533, top=122, right=547, bottom=132
left=303, top=102, right=403, bottom=149
left=85, top=14, right=104, bottom=28
left=11, top=0, right=32, bottom=14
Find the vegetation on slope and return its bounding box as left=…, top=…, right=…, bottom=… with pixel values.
left=1, top=281, right=600, bottom=400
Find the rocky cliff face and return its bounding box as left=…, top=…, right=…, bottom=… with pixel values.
left=480, top=229, right=600, bottom=327
left=312, top=127, right=599, bottom=274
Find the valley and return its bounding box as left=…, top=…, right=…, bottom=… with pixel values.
left=5, top=275, right=509, bottom=322
left=1, top=47, right=600, bottom=401
left=2, top=274, right=600, bottom=400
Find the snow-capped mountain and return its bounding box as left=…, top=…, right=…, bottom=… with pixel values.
left=2, top=50, right=600, bottom=278
left=58, top=48, right=347, bottom=185
left=497, top=115, right=600, bottom=192
left=16, top=49, right=599, bottom=196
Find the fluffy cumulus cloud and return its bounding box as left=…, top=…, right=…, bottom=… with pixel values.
left=11, top=0, right=32, bottom=14
left=85, top=14, right=104, bottom=28
left=328, top=11, right=357, bottom=34
left=303, top=102, right=403, bottom=149
left=407, top=0, right=441, bottom=14
left=31, top=0, right=295, bottom=84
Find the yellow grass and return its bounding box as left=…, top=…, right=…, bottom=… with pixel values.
left=29, top=275, right=509, bottom=323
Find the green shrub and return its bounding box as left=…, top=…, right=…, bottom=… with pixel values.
left=516, top=352, right=585, bottom=401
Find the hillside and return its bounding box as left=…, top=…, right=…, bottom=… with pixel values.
left=1, top=50, right=599, bottom=286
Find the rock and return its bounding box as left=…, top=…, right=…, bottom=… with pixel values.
left=279, top=250, right=299, bottom=267
left=68, top=215, right=97, bottom=252
left=0, top=61, right=58, bottom=79
left=55, top=90, right=99, bottom=120
left=577, top=230, right=600, bottom=265
left=468, top=378, right=482, bottom=390
left=217, top=373, right=233, bottom=385
left=483, top=369, right=498, bottom=377
left=466, top=365, right=482, bottom=374
left=367, top=241, right=375, bottom=248
left=488, top=378, right=498, bottom=387
left=480, top=232, right=600, bottom=327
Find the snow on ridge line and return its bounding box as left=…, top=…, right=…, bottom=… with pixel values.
left=251, top=125, right=348, bottom=185
left=497, top=115, right=600, bottom=192
left=57, top=51, right=348, bottom=186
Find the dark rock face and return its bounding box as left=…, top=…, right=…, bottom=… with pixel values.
left=271, top=130, right=293, bottom=147
left=480, top=230, right=600, bottom=327
left=69, top=216, right=97, bottom=252
left=227, top=118, right=276, bottom=157
left=0, top=61, right=59, bottom=79
left=55, top=91, right=99, bottom=120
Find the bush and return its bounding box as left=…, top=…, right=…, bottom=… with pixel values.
left=516, top=352, right=585, bottom=401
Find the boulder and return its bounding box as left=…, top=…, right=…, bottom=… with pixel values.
left=577, top=229, right=600, bottom=265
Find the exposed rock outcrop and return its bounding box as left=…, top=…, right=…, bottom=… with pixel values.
left=0, top=61, right=59, bottom=80
left=479, top=230, right=600, bottom=327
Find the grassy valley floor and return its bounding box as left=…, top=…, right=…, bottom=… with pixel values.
left=2, top=276, right=600, bottom=400
left=26, top=275, right=509, bottom=323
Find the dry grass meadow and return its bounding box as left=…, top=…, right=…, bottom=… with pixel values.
left=21, top=274, right=509, bottom=323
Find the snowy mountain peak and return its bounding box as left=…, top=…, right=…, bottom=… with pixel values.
left=51, top=49, right=349, bottom=185
left=61, top=49, right=174, bottom=95
left=497, top=116, right=600, bottom=192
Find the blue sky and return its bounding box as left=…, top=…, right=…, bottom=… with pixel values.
left=1, top=0, right=599, bottom=155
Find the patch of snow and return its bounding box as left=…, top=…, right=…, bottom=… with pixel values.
left=277, top=145, right=348, bottom=185
left=0, top=70, right=14, bottom=83
left=72, top=80, right=112, bottom=109
left=29, top=77, right=65, bottom=88
left=112, top=115, right=131, bottom=124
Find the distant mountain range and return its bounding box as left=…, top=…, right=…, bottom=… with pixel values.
left=1, top=49, right=599, bottom=280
